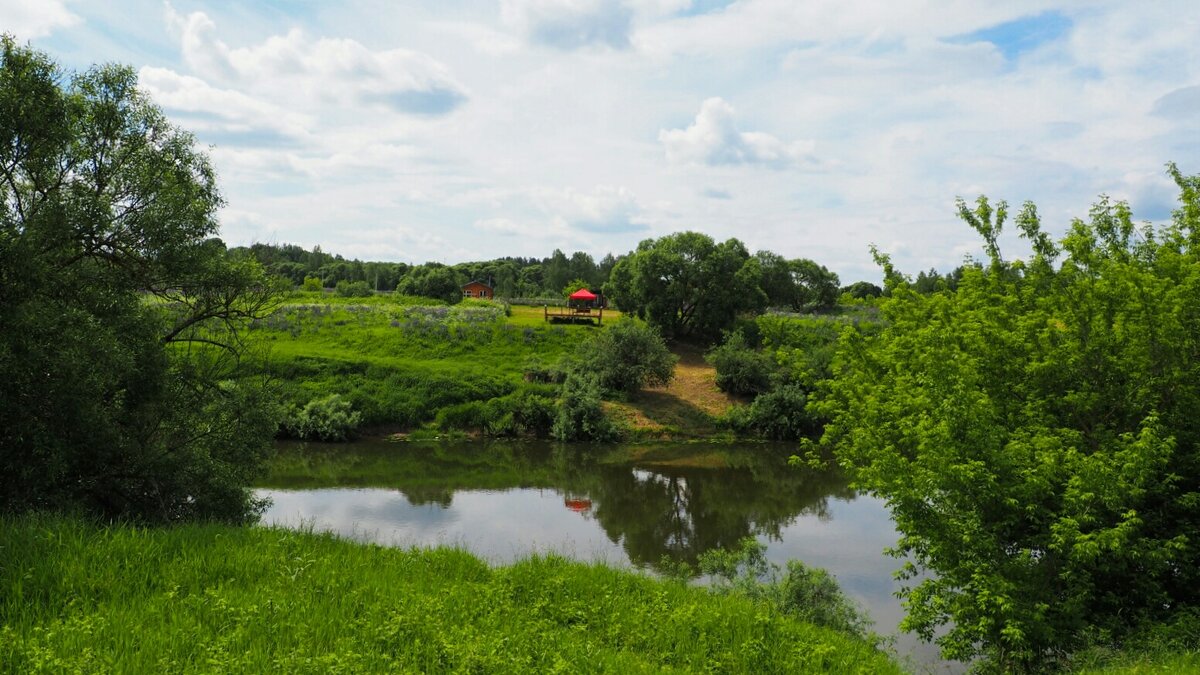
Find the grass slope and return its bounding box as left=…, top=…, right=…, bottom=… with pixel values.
left=1, top=517, right=900, bottom=674
left=605, top=343, right=742, bottom=439
left=246, top=297, right=605, bottom=431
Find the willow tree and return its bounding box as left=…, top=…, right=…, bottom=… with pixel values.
left=820, top=165, right=1200, bottom=669
left=0, top=38, right=278, bottom=523
left=605, top=231, right=766, bottom=342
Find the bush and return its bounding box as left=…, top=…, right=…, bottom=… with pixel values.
left=460, top=297, right=511, bottom=316
left=281, top=394, right=362, bottom=441
left=522, top=357, right=567, bottom=384
left=778, top=561, right=872, bottom=638
left=726, top=385, right=820, bottom=440
left=706, top=332, right=775, bottom=395
left=572, top=320, right=676, bottom=395
left=552, top=375, right=618, bottom=442
left=301, top=276, right=323, bottom=292
left=494, top=390, right=556, bottom=437
left=699, top=538, right=872, bottom=640
left=335, top=280, right=372, bottom=297
left=434, top=401, right=490, bottom=432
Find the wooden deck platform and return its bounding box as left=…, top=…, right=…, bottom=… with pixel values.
left=544, top=305, right=603, bottom=326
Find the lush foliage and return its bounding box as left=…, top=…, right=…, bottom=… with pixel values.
left=280, top=394, right=362, bottom=442
left=706, top=331, right=775, bottom=395
left=237, top=242, right=620, bottom=300
left=821, top=166, right=1200, bottom=669
left=840, top=280, right=883, bottom=299
left=605, top=231, right=767, bottom=342
left=698, top=538, right=873, bottom=641
left=756, top=252, right=842, bottom=312
left=395, top=263, right=463, bottom=303
left=571, top=320, right=676, bottom=395
left=334, top=279, right=372, bottom=297
left=726, top=385, right=820, bottom=441
left=552, top=374, right=619, bottom=442
left=0, top=516, right=900, bottom=673
left=758, top=312, right=880, bottom=390
left=0, top=40, right=276, bottom=523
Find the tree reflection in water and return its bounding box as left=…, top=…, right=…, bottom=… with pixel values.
left=546, top=444, right=854, bottom=570
left=265, top=440, right=855, bottom=574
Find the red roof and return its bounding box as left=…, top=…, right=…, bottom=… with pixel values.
left=568, top=288, right=597, bottom=300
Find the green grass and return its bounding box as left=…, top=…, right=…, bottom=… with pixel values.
left=0, top=516, right=901, bottom=674
left=245, top=299, right=596, bottom=430
left=1074, top=655, right=1200, bottom=674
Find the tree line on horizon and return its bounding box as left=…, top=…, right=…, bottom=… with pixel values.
left=231, top=239, right=902, bottom=313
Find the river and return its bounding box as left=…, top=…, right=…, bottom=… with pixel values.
left=257, top=439, right=957, bottom=672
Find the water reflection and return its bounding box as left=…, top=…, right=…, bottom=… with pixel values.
left=261, top=440, right=853, bottom=571
left=258, top=440, right=956, bottom=672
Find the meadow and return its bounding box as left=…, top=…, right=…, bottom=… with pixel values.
left=246, top=294, right=617, bottom=434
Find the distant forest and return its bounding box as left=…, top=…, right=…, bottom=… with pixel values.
left=230, top=242, right=620, bottom=299
left=231, top=241, right=962, bottom=304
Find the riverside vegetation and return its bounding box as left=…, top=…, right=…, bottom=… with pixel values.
left=0, top=38, right=896, bottom=674
left=3, top=37, right=1200, bottom=674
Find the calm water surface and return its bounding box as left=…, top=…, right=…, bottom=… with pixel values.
left=257, top=440, right=957, bottom=672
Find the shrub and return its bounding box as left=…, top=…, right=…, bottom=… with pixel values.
left=461, top=297, right=512, bottom=316
left=699, top=538, right=872, bottom=640
left=335, top=280, right=372, bottom=297
left=551, top=375, right=618, bottom=442
left=706, top=332, right=775, bottom=395
left=572, top=320, right=676, bottom=395
left=301, top=276, right=323, bottom=292
left=281, top=394, right=362, bottom=441
left=435, top=401, right=490, bottom=432
left=726, top=385, right=820, bottom=441
left=523, top=357, right=567, bottom=384
left=493, top=390, right=556, bottom=437
left=778, top=560, right=872, bottom=638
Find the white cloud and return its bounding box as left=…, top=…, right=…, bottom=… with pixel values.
left=164, top=4, right=468, bottom=115
left=532, top=185, right=649, bottom=233
left=474, top=217, right=562, bottom=237
left=137, top=66, right=311, bottom=143
left=501, top=0, right=634, bottom=50
left=659, top=97, right=818, bottom=168
left=0, top=0, right=79, bottom=39
left=1152, top=85, right=1200, bottom=121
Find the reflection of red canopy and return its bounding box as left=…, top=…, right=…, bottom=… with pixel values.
left=564, top=498, right=592, bottom=513
left=568, top=288, right=597, bottom=300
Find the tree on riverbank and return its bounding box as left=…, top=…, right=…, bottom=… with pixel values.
left=820, top=165, right=1200, bottom=670
left=0, top=39, right=277, bottom=523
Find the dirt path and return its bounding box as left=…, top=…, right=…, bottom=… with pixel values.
left=605, top=343, right=743, bottom=438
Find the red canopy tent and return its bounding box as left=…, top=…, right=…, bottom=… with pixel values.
left=546, top=288, right=604, bottom=325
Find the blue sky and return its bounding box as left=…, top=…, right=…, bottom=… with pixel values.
left=5, top=0, right=1198, bottom=282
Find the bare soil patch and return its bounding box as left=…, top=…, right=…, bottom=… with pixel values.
left=608, top=343, right=744, bottom=438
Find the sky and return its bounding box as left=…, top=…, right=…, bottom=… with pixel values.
left=4, top=0, right=1198, bottom=282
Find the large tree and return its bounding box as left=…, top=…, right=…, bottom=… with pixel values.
left=605, top=231, right=766, bottom=341
left=820, top=166, right=1200, bottom=669
left=755, top=252, right=840, bottom=313
left=0, top=39, right=278, bottom=523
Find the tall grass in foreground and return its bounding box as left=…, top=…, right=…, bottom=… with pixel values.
left=0, top=516, right=899, bottom=674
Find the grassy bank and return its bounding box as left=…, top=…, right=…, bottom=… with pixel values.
left=0, top=516, right=900, bottom=674
left=245, top=295, right=604, bottom=434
